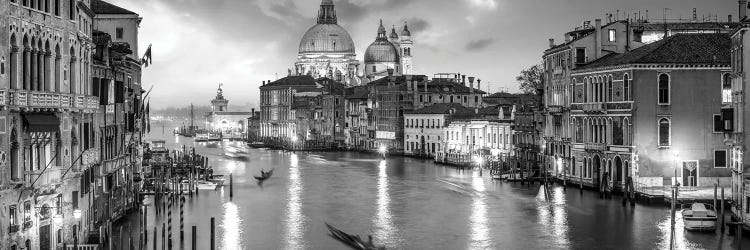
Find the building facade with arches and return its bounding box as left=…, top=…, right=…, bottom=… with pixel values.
left=568, top=33, right=732, bottom=192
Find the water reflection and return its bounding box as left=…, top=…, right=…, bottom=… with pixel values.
left=536, top=186, right=570, bottom=248
left=374, top=160, right=396, bottom=247
left=469, top=171, right=491, bottom=249
left=284, top=153, right=305, bottom=249
left=222, top=202, right=244, bottom=249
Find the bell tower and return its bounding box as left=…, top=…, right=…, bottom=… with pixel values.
left=400, top=22, right=414, bottom=75
left=211, top=83, right=229, bottom=112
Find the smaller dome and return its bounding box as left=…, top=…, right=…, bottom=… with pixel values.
left=389, top=26, right=399, bottom=39
left=364, top=41, right=399, bottom=63
left=401, top=23, right=411, bottom=37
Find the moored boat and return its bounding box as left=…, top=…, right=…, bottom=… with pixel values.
left=325, top=223, right=385, bottom=250
left=196, top=180, right=218, bottom=190
left=209, top=175, right=226, bottom=186
left=681, top=203, right=718, bottom=231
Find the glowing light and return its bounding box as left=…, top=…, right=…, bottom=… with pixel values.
left=378, top=145, right=387, bottom=154
left=375, top=160, right=396, bottom=247
left=291, top=136, right=298, bottom=143
left=221, top=202, right=244, bottom=249
left=73, top=209, right=82, bottom=219
left=283, top=153, right=305, bottom=249
left=473, top=155, right=483, bottom=165
left=469, top=171, right=491, bottom=249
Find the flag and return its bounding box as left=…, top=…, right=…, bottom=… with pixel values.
left=141, top=44, right=152, bottom=67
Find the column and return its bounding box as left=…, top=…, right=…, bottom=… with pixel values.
left=54, top=54, right=60, bottom=92
left=31, top=50, right=37, bottom=91
left=37, top=50, right=44, bottom=91
left=44, top=51, right=51, bottom=91
left=23, top=48, right=30, bottom=90
left=10, top=47, right=18, bottom=89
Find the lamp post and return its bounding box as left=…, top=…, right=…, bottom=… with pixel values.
left=670, top=149, right=679, bottom=250
left=541, top=143, right=547, bottom=186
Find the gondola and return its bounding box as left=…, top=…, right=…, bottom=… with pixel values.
left=254, top=169, right=274, bottom=181
left=325, top=223, right=385, bottom=250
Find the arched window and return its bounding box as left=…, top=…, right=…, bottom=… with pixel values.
left=607, top=75, right=613, bottom=102
left=583, top=77, right=589, bottom=102
left=722, top=74, right=732, bottom=103
left=658, top=74, right=670, bottom=104
left=623, top=74, right=630, bottom=101
left=658, top=118, right=670, bottom=146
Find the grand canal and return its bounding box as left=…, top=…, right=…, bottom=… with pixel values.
left=117, top=128, right=749, bottom=250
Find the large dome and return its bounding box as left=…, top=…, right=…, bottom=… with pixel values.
left=364, top=40, right=399, bottom=63
left=299, top=24, right=355, bottom=54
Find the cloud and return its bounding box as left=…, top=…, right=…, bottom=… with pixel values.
left=465, top=38, right=495, bottom=51
left=465, top=0, right=497, bottom=10
left=255, top=0, right=305, bottom=25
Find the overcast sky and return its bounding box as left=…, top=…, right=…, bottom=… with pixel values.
left=107, top=0, right=735, bottom=109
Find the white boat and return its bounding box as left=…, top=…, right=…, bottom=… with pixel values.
left=194, top=133, right=210, bottom=142
left=681, top=203, right=718, bottom=231
left=196, top=180, right=218, bottom=190
left=209, top=175, right=226, bottom=186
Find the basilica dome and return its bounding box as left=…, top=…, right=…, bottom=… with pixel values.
left=364, top=40, right=399, bottom=63
left=299, top=24, right=355, bottom=54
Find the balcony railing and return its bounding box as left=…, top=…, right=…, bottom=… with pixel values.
left=2, top=89, right=98, bottom=110
left=571, top=102, right=633, bottom=112
left=584, top=142, right=606, bottom=151
left=27, top=168, right=62, bottom=187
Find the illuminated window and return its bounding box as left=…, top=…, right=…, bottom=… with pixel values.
left=608, top=29, right=616, bottom=42
left=722, top=74, right=732, bottom=103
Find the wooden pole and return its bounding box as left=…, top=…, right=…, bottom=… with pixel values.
left=153, top=227, right=157, bottom=250
left=714, top=184, right=718, bottom=213
left=721, top=188, right=726, bottom=233
left=210, top=217, right=215, bottom=250
left=192, top=225, right=197, bottom=250
left=670, top=188, right=676, bottom=250
left=144, top=205, right=148, bottom=244
left=230, top=173, right=234, bottom=199
left=162, top=223, right=166, bottom=250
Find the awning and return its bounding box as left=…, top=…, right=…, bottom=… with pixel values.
left=24, top=114, right=60, bottom=132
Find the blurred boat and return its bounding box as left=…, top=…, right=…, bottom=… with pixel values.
left=209, top=175, right=226, bottom=186
left=254, top=169, right=274, bottom=181
left=325, top=223, right=386, bottom=250
left=196, top=180, right=217, bottom=190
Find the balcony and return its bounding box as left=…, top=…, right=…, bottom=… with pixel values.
left=26, top=168, right=62, bottom=187
left=2, top=89, right=99, bottom=111
left=584, top=142, right=606, bottom=152
left=547, top=105, right=564, bottom=113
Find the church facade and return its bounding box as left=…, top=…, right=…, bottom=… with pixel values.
left=294, top=0, right=414, bottom=86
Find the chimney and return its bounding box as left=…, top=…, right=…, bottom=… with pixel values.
left=729, top=15, right=734, bottom=22
left=741, top=0, right=747, bottom=22
left=469, top=77, right=475, bottom=94
left=595, top=19, right=602, bottom=60
left=462, top=75, right=466, bottom=86
left=262, top=80, right=266, bottom=86
left=564, top=33, right=571, bottom=42
left=252, top=108, right=255, bottom=117
left=549, top=38, right=555, bottom=48
left=477, top=79, right=482, bottom=92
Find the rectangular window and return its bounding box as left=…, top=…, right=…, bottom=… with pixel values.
left=68, top=0, right=74, bottom=20
left=608, top=29, right=616, bottom=42
left=715, top=150, right=727, bottom=168
left=575, top=48, right=586, bottom=64
left=54, top=0, right=59, bottom=16
left=71, top=191, right=78, bottom=209
left=116, top=28, right=124, bottom=39
left=713, top=114, right=723, bottom=133
left=9, top=205, right=17, bottom=225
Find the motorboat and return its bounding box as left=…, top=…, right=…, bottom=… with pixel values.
left=209, top=175, right=226, bottom=186
left=325, top=223, right=385, bottom=250
left=196, top=180, right=218, bottom=190
left=248, top=142, right=267, bottom=148
left=194, top=133, right=210, bottom=142
left=681, top=203, right=718, bottom=231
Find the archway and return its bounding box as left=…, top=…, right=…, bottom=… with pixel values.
left=615, top=156, right=623, bottom=183
left=420, top=135, right=425, bottom=156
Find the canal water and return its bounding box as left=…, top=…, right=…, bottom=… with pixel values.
left=115, top=127, right=749, bottom=250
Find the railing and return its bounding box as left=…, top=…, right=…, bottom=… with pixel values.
left=28, top=168, right=62, bottom=187
left=584, top=142, right=606, bottom=151
left=547, top=105, right=563, bottom=113
left=58, top=244, right=100, bottom=250
left=3, top=89, right=96, bottom=110
left=582, top=103, right=604, bottom=112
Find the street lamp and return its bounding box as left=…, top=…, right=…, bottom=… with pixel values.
left=73, top=209, right=82, bottom=219
left=541, top=143, right=547, bottom=186
left=474, top=155, right=484, bottom=177
left=378, top=145, right=387, bottom=159
left=670, top=149, right=680, bottom=250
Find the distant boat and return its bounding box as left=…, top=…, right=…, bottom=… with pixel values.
left=681, top=203, right=718, bottom=231
left=209, top=175, right=226, bottom=186
left=248, top=142, right=267, bottom=148
left=254, top=169, right=274, bottom=181
left=195, top=133, right=210, bottom=142
left=196, top=180, right=218, bottom=190
left=325, top=223, right=386, bottom=250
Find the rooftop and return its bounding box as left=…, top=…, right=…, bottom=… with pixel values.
left=91, top=0, right=136, bottom=15
left=577, top=33, right=730, bottom=70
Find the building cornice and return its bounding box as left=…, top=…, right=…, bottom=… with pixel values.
left=572, top=63, right=731, bottom=76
